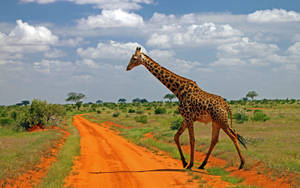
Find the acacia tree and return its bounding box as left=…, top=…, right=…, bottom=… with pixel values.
left=164, top=94, right=176, bottom=102
left=66, top=92, right=85, bottom=110
left=246, top=91, right=258, bottom=100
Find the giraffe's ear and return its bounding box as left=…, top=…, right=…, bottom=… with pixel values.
left=136, top=47, right=141, bottom=51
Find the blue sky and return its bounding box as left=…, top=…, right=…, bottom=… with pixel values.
left=1, top=0, right=300, bottom=105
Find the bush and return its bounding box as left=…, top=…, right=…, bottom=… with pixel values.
left=128, top=109, right=135, bottom=113
left=10, top=111, right=17, bottom=121
left=233, top=111, right=248, bottom=124
left=135, top=115, right=148, bottom=124
left=17, top=99, right=66, bottom=130
left=170, top=116, right=183, bottom=130
left=0, top=117, right=13, bottom=126
left=136, top=109, right=144, bottom=114
left=154, top=107, right=166, bottom=114
left=173, top=109, right=180, bottom=115
left=251, top=110, right=270, bottom=122
left=96, top=110, right=101, bottom=114
left=112, top=112, right=120, bottom=117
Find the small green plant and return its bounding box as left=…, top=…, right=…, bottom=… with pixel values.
left=233, top=110, right=248, bottom=124
left=0, top=118, right=13, bottom=126
left=170, top=116, right=183, bottom=130
left=136, top=109, right=144, bottom=114
left=112, top=112, right=120, bottom=117
left=173, top=109, right=180, bottom=115
left=128, top=109, right=135, bottom=113
left=154, top=107, right=166, bottom=114
left=251, top=110, right=270, bottom=122
left=135, top=115, right=148, bottom=124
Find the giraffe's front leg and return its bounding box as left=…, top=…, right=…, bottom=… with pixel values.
left=186, top=124, right=195, bottom=169
left=174, top=121, right=188, bottom=168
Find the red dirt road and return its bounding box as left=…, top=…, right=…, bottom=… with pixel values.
left=64, top=115, right=202, bottom=188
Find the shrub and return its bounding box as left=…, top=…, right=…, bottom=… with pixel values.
left=173, top=109, right=180, bottom=115
left=128, top=109, right=135, bottom=113
left=154, top=107, right=166, bottom=114
left=0, top=117, right=13, bottom=126
left=135, top=115, right=148, bottom=124
left=251, top=110, right=270, bottom=122
left=170, top=116, right=183, bottom=130
left=96, top=110, right=101, bottom=114
left=112, top=112, right=120, bottom=117
left=136, top=109, right=144, bottom=114
left=10, top=111, right=17, bottom=121
left=233, top=111, right=248, bottom=124
left=17, top=99, right=66, bottom=130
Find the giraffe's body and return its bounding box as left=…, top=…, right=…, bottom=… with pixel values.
left=127, top=47, right=246, bottom=169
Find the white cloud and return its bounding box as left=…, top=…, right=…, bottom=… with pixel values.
left=78, top=9, right=144, bottom=29
left=33, top=59, right=72, bottom=74
left=217, top=37, right=279, bottom=59
left=148, top=49, right=207, bottom=74
left=70, top=0, right=152, bottom=10
left=76, top=58, right=99, bottom=69
left=44, top=48, right=66, bottom=58
left=211, top=58, right=246, bottom=67
left=247, top=9, right=300, bottom=23
left=213, top=37, right=282, bottom=67
left=0, top=20, right=58, bottom=54
left=58, top=37, right=83, bottom=47
left=0, top=20, right=58, bottom=64
left=21, top=0, right=153, bottom=10
left=77, top=40, right=146, bottom=60
left=9, top=20, right=58, bottom=44
left=146, top=22, right=243, bottom=48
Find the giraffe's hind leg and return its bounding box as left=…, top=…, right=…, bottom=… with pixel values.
left=222, top=127, right=245, bottom=169
left=174, top=120, right=188, bottom=168
left=199, top=122, right=220, bottom=169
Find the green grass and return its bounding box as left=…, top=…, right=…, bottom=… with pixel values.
left=207, top=166, right=244, bottom=185
left=39, top=115, right=80, bottom=188
left=0, top=127, right=63, bottom=181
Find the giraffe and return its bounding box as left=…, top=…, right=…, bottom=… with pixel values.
left=126, top=47, right=247, bottom=170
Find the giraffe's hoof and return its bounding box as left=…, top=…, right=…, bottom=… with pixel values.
left=198, top=164, right=205, bottom=169
left=186, top=163, right=193, bottom=169
left=182, top=160, right=188, bottom=168
left=239, top=162, right=244, bottom=170
left=198, top=166, right=204, bottom=170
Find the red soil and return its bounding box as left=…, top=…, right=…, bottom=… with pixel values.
left=144, top=131, right=154, bottom=139
left=64, top=115, right=213, bottom=187
left=182, top=142, right=292, bottom=188
left=1, top=125, right=70, bottom=188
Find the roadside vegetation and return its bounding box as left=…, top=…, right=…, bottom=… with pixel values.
left=0, top=98, right=79, bottom=186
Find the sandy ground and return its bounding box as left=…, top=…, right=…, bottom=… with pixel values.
left=64, top=115, right=207, bottom=188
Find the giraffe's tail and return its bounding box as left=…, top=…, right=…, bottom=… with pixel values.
left=226, top=105, right=247, bottom=149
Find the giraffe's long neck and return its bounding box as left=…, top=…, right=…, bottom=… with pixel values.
left=141, top=53, right=196, bottom=101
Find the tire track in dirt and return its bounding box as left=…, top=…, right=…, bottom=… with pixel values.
left=64, top=115, right=209, bottom=188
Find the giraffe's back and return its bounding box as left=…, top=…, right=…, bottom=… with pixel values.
left=179, top=88, right=230, bottom=125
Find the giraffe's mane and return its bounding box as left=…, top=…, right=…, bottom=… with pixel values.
left=141, top=53, right=196, bottom=84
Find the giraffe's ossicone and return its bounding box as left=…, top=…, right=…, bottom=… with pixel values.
left=127, top=47, right=246, bottom=170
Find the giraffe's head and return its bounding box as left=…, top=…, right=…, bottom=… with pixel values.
left=127, top=47, right=144, bottom=71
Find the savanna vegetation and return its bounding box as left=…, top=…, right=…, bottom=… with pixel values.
left=0, top=98, right=80, bottom=186
left=1, top=92, right=300, bottom=187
